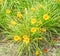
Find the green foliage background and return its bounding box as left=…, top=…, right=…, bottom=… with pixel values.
left=0, top=0, right=60, bottom=56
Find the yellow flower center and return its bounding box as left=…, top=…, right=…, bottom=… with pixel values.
left=43, top=14, right=49, bottom=20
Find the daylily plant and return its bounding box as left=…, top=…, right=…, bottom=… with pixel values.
left=0, top=0, right=60, bottom=56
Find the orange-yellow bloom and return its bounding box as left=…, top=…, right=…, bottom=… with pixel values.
left=43, top=14, right=49, bottom=20
left=56, top=0, right=60, bottom=2
left=35, top=50, right=39, bottom=56
left=23, top=35, right=28, bottom=39
left=38, top=4, right=44, bottom=9
left=10, top=21, right=16, bottom=26
left=38, top=37, right=43, bottom=40
left=31, top=18, right=36, bottom=24
left=23, top=35, right=29, bottom=44
left=0, top=0, right=3, bottom=4
left=6, top=9, right=11, bottom=14
left=31, top=27, right=37, bottom=33
left=17, top=12, right=22, bottom=19
left=14, top=35, right=21, bottom=41
left=31, top=7, right=36, bottom=12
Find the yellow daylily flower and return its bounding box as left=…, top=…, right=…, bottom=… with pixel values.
left=43, top=14, right=49, bottom=20
left=14, top=35, right=21, bottom=41
left=6, top=9, right=11, bottom=14
left=31, top=27, right=37, bottom=33
left=23, top=35, right=29, bottom=44
left=23, top=35, right=28, bottom=39
left=56, top=0, right=60, bottom=2
left=38, top=4, right=44, bottom=9
left=17, top=12, right=22, bottom=19
left=10, top=21, right=16, bottom=26
left=0, top=0, right=3, bottom=4
left=31, top=18, right=36, bottom=24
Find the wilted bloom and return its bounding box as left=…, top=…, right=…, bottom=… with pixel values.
left=53, top=38, right=58, bottom=42
left=41, top=28, right=46, bottom=32
left=43, top=48, right=48, bottom=53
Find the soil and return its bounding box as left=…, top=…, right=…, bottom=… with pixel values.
left=0, top=38, right=60, bottom=56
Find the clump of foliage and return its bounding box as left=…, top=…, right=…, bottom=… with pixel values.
left=0, top=0, right=60, bottom=56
